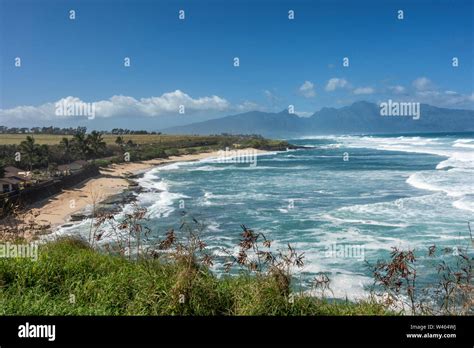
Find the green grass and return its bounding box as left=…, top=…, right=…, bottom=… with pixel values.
left=0, top=133, right=291, bottom=148
left=0, top=238, right=391, bottom=316
left=0, top=134, right=202, bottom=145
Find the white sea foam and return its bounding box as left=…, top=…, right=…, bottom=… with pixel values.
left=453, top=139, right=474, bottom=149
left=410, top=168, right=471, bottom=193
left=320, top=135, right=474, bottom=214
left=321, top=214, right=409, bottom=228
left=319, top=143, right=343, bottom=149
left=190, top=165, right=279, bottom=171
left=191, top=165, right=231, bottom=171
left=202, top=191, right=274, bottom=202
left=137, top=170, right=188, bottom=218
left=308, top=224, right=412, bottom=251
left=206, top=220, right=222, bottom=232
left=452, top=196, right=474, bottom=213
left=303, top=272, right=372, bottom=300
left=318, top=194, right=469, bottom=251
left=198, top=150, right=278, bottom=164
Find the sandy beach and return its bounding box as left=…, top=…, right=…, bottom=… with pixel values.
left=30, top=148, right=267, bottom=230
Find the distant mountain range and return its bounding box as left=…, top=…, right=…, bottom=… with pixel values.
left=163, top=101, right=474, bottom=137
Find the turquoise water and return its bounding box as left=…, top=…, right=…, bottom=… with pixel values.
left=58, top=133, right=474, bottom=299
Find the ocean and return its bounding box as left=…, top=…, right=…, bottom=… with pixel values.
left=55, top=132, right=474, bottom=299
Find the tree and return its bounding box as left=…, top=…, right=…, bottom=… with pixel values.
left=72, top=132, right=89, bottom=159
left=0, top=160, right=5, bottom=178
left=37, top=144, right=50, bottom=168
left=19, top=136, right=39, bottom=170
left=115, top=136, right=124, bottom=148
left=59, top=137, right=73, bottom=162
left=87, top=131, right=107, bottom=159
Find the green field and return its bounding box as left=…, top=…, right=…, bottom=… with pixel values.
left=0, top=133, right=292, bottom=174
left=0, top=133, right=241, bottom=146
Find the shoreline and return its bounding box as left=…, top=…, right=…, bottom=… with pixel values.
left=29, top=148, right=269, bottom=232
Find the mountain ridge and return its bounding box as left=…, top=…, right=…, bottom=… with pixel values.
left=162, top=101, right=474, bottom=136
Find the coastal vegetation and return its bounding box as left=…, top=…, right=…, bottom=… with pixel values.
left=0, top=127, right=294, bottom=171
left=0, top=210, right=390, bottom=316
left=0, top=206, right=471, bottom=316
left=0, top=237, right=392, bottom=316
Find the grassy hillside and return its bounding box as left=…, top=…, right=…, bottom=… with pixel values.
left=0, top=134, right=204, bottom=145
left=0, top=133, right=294, bottom=172
left=0, top=133, right=291, bottom=147
left=0, top=238, right=390, bottom=316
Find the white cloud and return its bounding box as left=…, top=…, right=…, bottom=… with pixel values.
left=298, top=81, right=316, bottom=98
left=412, top=77, right=433, bottom=91
left=389, top=85, right=406, bottom=94
left=0, top=90, right=239, bottom=123
left=379, top=78, right=473, bottom=109
left=235, top=100, right=261, bottom=111
left=408, top=78, right=473, bottom=108
left=434, top=90, right=474, bottom=106
left=396, top=89, right=474, bottom=109
left=353, top=87, right=375, bottom=95
left=134, top=90, right=229, bottom=116
left=325, top=78, right=348, bottom=92
left=263, top=89, right=281, bottom=105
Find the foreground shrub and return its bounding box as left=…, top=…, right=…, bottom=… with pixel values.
left=0, top=237, right=389, bottom=315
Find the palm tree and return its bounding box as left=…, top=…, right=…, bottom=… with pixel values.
left=71, top=132, right=89, bottom=159
left=37, top=144, right=50, bottom=168
left=87, top=131, right=107, bottom=159
left=59, top=137, right=73, bottom=162
left=19, top=136, right=39, bottom=170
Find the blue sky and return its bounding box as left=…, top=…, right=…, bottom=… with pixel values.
left=0, top=0, right=473, bottom=128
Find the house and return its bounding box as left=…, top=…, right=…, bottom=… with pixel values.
left=4, top=166, right=30, bottom=178
left=0, top=177, right=22, bottom=193
left=3, top=166, right=33, bottom=188
left=56, top=160, right=88, bottom=176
